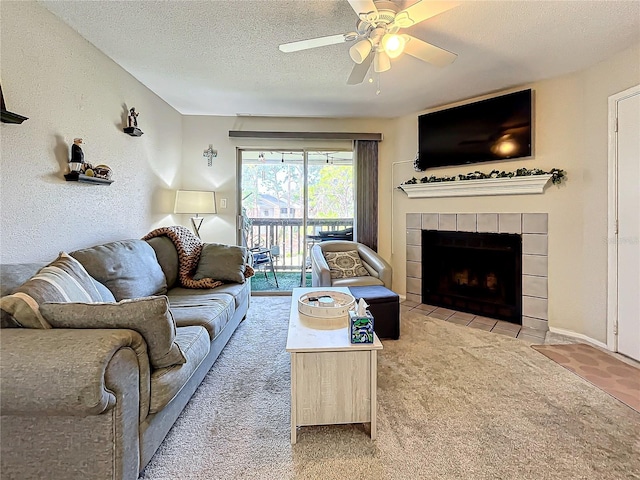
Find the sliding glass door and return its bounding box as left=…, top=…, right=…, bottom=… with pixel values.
left=240, top=149, right=354, bottom=293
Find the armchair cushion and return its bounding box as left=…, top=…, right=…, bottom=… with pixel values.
left=40, top=296, right=187, bottom=369
left=0, top=253, right=103, bottom=329
left=323, top=250, right=370, bottom=279
left=193, top=243, right=248, bottom=284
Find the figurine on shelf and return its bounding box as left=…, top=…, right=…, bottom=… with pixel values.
left=124, top=107, right=143, bottom=136
left=93, top=164, right=113, bottom=180
left=69, top=138, right=84, bottom=172
left=128, top=107, right=139, bottom=128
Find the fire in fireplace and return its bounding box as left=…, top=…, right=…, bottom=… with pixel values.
left=422, top=230, right=522, bottom=323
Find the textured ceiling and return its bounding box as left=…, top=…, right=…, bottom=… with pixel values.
left=40, top=0, right=640, bottom=118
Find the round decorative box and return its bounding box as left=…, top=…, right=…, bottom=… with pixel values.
left=298, top=291, right=356, bottom=318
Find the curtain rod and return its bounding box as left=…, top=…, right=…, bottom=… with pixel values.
left=228, top=131, right=382, bottom=141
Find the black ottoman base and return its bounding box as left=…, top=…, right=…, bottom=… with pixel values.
left=348, top=286, right=400, bottom=340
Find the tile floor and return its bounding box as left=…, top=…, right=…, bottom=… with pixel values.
left=401, top=300, right=546, bottom=343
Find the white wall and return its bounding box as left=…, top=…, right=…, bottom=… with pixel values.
left=0, top=2, right=182, bottom=263
left=384, top=43, right=640, bottom=343
left=180, top=116, right=395, bottom=246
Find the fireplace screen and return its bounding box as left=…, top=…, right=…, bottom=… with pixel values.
left=422, top=230, right=522, bottom=323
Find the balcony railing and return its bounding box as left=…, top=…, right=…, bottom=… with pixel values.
left=246, top=218, right=353, bottom=271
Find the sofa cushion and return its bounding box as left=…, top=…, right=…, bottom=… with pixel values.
left=0, top=253, right=103, bottom=329
left=323, top=250, right=370, bottom=279
left=210, top=283, right=250, bottom=310
left=169, top=282, right=249, bottom=311
left=167, top=289, right=234, bottom=305
left=39, top=296, right=187, bottom=369
left=331, top=276, right=384, bottom=287
left=193, top=243, right=248, bottom=284
left=145, top=236, right=179, bottom=289
left=70, top=240, right=167, bottom=301
left=0, top=262, right=46, bottom=298
left=149, top=325, right=210, bottom=413
left=170, top=296, right=234, bottom=341
left=91, top=278, right=116, bottom=302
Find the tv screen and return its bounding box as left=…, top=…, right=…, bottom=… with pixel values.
left=417, top=89, right=532, bottom=170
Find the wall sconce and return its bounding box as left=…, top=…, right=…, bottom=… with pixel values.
left=203, top=144, right=217, bottom=167
left=174, top=190, right=217, bottom=238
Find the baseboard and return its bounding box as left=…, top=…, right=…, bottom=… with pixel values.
left=399, top=294, right=407, bottom=302
left=548, top=327, right=608, bottom=350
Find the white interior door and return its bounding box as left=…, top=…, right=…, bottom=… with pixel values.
left=611, top=87, right=640, bottom=361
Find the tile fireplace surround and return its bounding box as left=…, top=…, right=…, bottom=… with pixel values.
left=406, top=213, right=549, bottom=333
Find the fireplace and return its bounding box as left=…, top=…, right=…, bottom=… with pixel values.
left=406, top=213, right=549, bottom=332
left=422, top=230, right=522, bottom=323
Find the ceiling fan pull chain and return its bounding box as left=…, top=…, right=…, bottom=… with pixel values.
left=376, top=74, right=381, bottom=96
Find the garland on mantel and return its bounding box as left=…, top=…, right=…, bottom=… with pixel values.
left=402, top=167, right=566, bottom=186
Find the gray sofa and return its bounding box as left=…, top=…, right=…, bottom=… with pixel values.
left=0, top=236, right=251, bottom=480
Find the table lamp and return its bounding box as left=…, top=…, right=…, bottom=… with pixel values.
left=174, top=190, right=217, bottom=238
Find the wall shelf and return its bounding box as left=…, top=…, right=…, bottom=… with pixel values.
left=123, top=127, right=143, bottom=136
left=398, top=174, right=553, bottom=198
left=1, top=84, right=28, bottom=124
left=64, top=172, right=113, bottom=185
left=1, top=110, right=28, bottom=124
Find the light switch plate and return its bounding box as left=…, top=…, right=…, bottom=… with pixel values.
left=220, top=198, right=227, bottom=209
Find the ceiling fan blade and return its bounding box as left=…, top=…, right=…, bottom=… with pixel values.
left=347, top=52, right=373, bottom=85
left=279, top=34, right=349, bottom=53
left=393, top=1, right=460, bottom=28
left=347, top=0, right=379, bottom=19
left=404, top=36, right=457, bottom=67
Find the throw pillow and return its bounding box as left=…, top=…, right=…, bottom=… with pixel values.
left=0, top=253, right=103, bottom=329
left=40, top=296, right=187, bottom=369
left=193, top=243, right=248, bottom=284
left=91, top=277, right=116, bottom=302
left=71, top=240, right=167, bottom=301
left=323, top=250, right=370, bottom=279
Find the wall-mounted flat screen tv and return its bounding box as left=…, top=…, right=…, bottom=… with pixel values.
left=417, top=89, right=532, bottom=170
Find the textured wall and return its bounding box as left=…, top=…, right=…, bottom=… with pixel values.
left=385, top=43, right=640, bottom=343
left=0, top=2, right=182, bottom=263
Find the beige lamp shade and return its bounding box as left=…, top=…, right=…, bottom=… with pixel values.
left=174, top=190, right=217, bottom=215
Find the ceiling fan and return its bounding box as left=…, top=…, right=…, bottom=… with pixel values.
left=278, top=0, right=459, bottom=85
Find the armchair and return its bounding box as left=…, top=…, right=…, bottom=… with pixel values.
left=311, top=240, right=392, bottom=289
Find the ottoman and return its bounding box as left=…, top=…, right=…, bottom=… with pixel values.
left=348, top=285, right=400, bottom=340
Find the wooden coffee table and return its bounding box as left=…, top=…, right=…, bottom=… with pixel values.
left=286, top=287, right=383, bottom=444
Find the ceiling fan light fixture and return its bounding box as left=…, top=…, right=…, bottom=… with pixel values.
left=381, top=33, right=406, bottom=59
left=491, top=134, right=519, bottom=157
left=349, top=39, right=372, bottom=64
left=374, top=50, right=391, bottom=73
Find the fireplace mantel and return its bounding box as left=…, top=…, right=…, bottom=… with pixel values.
left=398, top=175, right=553, bottom=199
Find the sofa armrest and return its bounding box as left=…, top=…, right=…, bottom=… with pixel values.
left=311, top=245, right=332, bottom=287
left=357, top=244, right=393, bottom=289
left=0, top=328, right=148, bottom=416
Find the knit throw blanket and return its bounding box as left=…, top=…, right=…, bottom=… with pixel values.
left=143, top=226, right=254, bottom=289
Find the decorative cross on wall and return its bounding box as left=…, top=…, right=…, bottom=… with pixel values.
left=203, top=144, right=218, bottom=167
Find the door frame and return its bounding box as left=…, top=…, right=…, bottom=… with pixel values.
left=606, top=84, right=640, bottom=351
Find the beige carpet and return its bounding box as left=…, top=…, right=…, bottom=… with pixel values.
left=532, top=343, right=640, bottom=413
left=139, top=297, right=640, bottom=480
